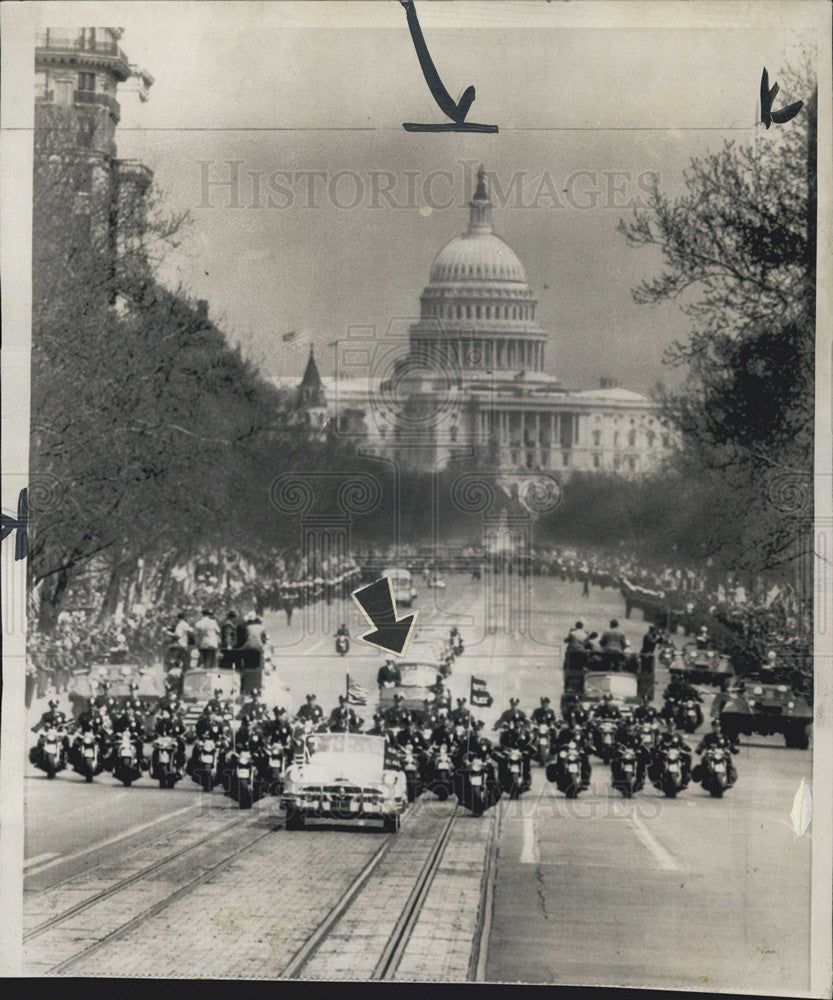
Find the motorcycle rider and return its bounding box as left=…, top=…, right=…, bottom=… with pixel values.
left=31, top=699, right=68, bottom=733
left=493, top=698, right=528, bottom=731
left=239, top=688, right=269, bottom=723
left=632, top=694, right=659, bottom=723
left=125, top=682, right=143, bottom=713
left=384, top=694, right=412, bottom=729
left=662, top=672, right=702, bottom=711
left=693, top=719, right=739, bottom=785
left=592, top=693, right=622, bottom=721
left=110, top=705, right=146, bottom=768
left=531, top=697, right=557, bottom=727
left=650, top=720, right=692, bottom=786
left=695, top=625, right=710, bottom=651
left=263, top=706, right=294, bottom=746
left=295, top=693, right=324, bottom=725
left=554, top=722, right=592, bottom=787
left=450, top=698, right=473, bottom=727
left=335, top=623, right=350, bottom=639
left=204, top=689, right=227, bottom=717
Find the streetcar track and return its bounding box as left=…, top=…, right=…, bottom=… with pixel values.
left=46, top=820, right=283, bottom=975
left=25, top=810, right=258, bottom=941
left=374, top=810, right=458, bottom=980
left=470, top=795, right=503, bottom=981
left=25, top=803, right=219, bottom=893
left=281, top=805, right=458, bottom=981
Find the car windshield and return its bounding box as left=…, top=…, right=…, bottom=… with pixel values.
left=183, top=673, right=234, bottom=699
left=308, top=733, right=385, bottom=763
left=382, top=568, right=411, bottom=582
left=585, top=673, right=638, bottom=700
left=397, top=664, right=438, bottom=688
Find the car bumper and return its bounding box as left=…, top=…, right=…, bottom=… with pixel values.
left=281, top=792, right=402, bottom=818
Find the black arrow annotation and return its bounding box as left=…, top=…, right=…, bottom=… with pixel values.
left=351, top=577, right=419, bottom=657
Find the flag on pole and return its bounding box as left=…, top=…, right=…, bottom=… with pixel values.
left=470, top=675, right=493, bottom=708
left=346, top=674, right=369, bottom=707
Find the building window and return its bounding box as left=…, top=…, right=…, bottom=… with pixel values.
left=562, top=452, right=570, bottom=467
left=78, top=72, right=96, bottom=92
left=466, top=304, right=471, bottom=319
left=592, top=430, right=601, bottom=446
left=476, top=305, right=481, bottom=319
left=457, top=305, right=462, bottom=319
left=613, top=431, right=619, bottom=447
left=593, top=454, right=601, bottom=468
left=485, top=305, right=491, bottom=319
left=647, top=431, right=655, bottom=448
left=628, top=457, right=636, bottom=471
left=450, top=425, right=458, bottom=442
left=662, top=433, right=670, bottom=448
left=628, top=430, right=636, bottom=447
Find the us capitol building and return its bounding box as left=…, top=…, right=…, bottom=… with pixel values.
left=279, top=168, right=674, bottom=478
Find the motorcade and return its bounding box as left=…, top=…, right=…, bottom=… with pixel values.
left=280, top=732, right=406, bottom=832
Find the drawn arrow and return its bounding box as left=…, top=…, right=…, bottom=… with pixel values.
left=399, top=0, right=498, bottom=133
left=351, top=577, right=418, bottom=657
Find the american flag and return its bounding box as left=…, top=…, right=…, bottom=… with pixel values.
left=346, top=674, right=369, bottom=706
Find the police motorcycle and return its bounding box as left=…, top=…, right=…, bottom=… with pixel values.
left=648, top=730, right=691, bottom=799
left=545, top=728, right=592, bottom=798
left=67, top=705, right=109, bottom=782
left=187, top=724, right=227, bottom=793
left=395, top=735, right=426, bottom=803
left=335, top=626, right=350, bottom=657
left=426, top=740, right=456, bottom=801
left=590, top=717, right=620, bottom=765
left=694, top=744, right=735, bottom=798
left=454, top=742, right=500, bottom=817
left=674, top=696, right=704, bottom=734
left=494, top=721, right=533, bottom=799
left=149, top=712, right=186, bottom=789
left=31, top=724, right=69, bottom=779
left=225, top=724, right=270, bottom=809
left=109, top=729, right=145, bottom=786
left=610, top=735, right=648, bottom=798
left=532, top=722, right=557, bottom=766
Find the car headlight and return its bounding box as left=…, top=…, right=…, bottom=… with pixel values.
left=787, top=701, right=795, bottom=709
left=382, top=770, right=397, bottom=786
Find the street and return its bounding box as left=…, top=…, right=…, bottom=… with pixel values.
left=23, top=574, right=812, bottom=991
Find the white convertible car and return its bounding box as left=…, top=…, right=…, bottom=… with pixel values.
left=281, top=732, right=406, bottom=832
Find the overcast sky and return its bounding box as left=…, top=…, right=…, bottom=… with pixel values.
left=35, top=2, right=815, bottom=391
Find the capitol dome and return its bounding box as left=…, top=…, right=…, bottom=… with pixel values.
left=429, top=232, right=528, bottom=285
left=409, top=167, right=548, bottom=375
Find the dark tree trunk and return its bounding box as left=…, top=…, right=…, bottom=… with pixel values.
left=38, top=566, right=70, bottom=634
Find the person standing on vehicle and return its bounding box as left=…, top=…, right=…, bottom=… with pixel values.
left=170, top=613, right=194, bottom=674
left=600, top=619, right=629, bottom=669
left=194, top=609, right=221, bottom=669
left=240, top=613, right=268, bottom=671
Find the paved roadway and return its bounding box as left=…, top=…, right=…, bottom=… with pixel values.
left=24, top=573, right=812, bottom=991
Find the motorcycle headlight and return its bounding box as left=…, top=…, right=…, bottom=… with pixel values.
left=667, top=749, right=679, bottom=760
left=787, top=701, right=795, bottom=709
